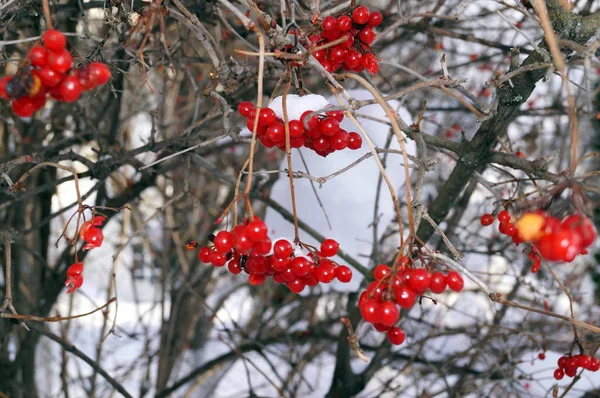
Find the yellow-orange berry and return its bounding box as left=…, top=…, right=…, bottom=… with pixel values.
left=516, top=213, right=546, bottom=242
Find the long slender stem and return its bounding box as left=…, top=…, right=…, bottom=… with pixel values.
left=281, top=75, right=300, bottom=241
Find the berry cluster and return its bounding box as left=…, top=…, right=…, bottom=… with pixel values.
left=64, top=215, right=106, bottom=293
left=237, top=101, right=362, bottom=157
left=480, top=210, right=524, bottom=245
left=517, top=213, right=596, bottom=262
left=310, top=6, right=382, bottom=74
left=357, top=260, right=464, bottom=345
left=553, top=354, right=600, bottom=380
left=0, top=30, right=111, bottom=117
left=194, top=218, right=353, bottom=293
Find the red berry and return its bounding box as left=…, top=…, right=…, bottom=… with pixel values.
left=315, top=261, right=336, bottom=283
left=266, top=122, right=285, bottom=142
left=352, top=6, right=370, bottom=25
left=373, top=264, right=390, bottom=280
left=590, top=358, right=600, bottom=372
left=408, top=268, right=431, bottom=293
left=28, top=45, right=48, bottom=67
left=198, top=247, right=211, bottom=263
left=273, top=239, right=294, bottom=258
left=360, top=299, right=379, bottom=323
left=429, top=272, right=447, bottom=294
left=213, top=231, right=234, bottom=253
left=246, top=219, right=268, bottom=242
left=358, top=27, right=376, bottom=45
left=66, top=262, right=84, bottom=276
left=43, top=30, right=67, bottom=51
left=248, top=273, right=266, bottom=285
left=368, top=11, right=383, bottom=26
left=544, top=228, right=583, bottom=262
left=37, top=67, right=62, bottom=88
left=47, top=49, right=73, bottom=73
left=373, top=322, right=390, bottom=332
left=11, top=95, right=42, bottom=118
left=377, top=301, right=399, bottom=326
left=480, top=214, right=494, bottom=226
left=59, top=75, right=82, bottom=102
left=300, top=110, right=319, bottom=130
left=228, top=259, right=242, bottom=274
left=446, top=271, right=464, bottom=292
left=561, top=214, right=597, bottom=248
left=329, top=46, right=347, bottom=64
left=87, top=62, right=111, bottom=86
left=209, top=251, right=227, bottom=266
left=319, top=117, right=339, bottom=136
left=321, top=16, right=338, bottom=32
left=258, top=108, right=277, bottom=125
left=498, top=210, right=511, bottom=223
left=291, top=256, right=312, bottom=277
left=232, top=225, right=253, bottom=253
left=330, top=131, right=349, bottom=150
left=82, top=227, right=103, bottom=250
left=394, top=285, right=417, bottom=309
left=287, top=278, right=306, bottom=293
left=554, top=368, right=564, bottom=380
left=538, top=352, right=546, bottom=360
left=238, top=101, right=254, bottom=117
left=288, top=120, right=305, bottom=138
left=320, top=238, right=340, bottom=257
left=387, top=326, right=406, bottom=345
left=65, top=273, right=83, bottom=293
left=327, top=110, right=344, bottom=122
left=335, top=265, right=352, bottom=282
left=347, top=132, right=362, bottom=149
left=337, top=15, right=353, bottom=32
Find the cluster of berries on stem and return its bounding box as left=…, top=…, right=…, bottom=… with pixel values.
left=358, top=258, right=464, bottom=345
left=193, top=217, right=353, bottom=293
left=310, top=6, right=382, bottom=74
left=553, top=353, right=600, bottom=380
left=0, top=30, right=111, bottom=117
left=238, top=100, right=362, bottom=157
left=64, top=215, right=106, bottom=293
left=480, top=209, right=596, bottom=270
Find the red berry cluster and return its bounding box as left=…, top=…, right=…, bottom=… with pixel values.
left=480, top=210, right=524, bottom=245
left=357, top=260, right=464, bottom=345
left=309, top=6, right=382, bottom=74
left=237, top=101, right=363, bottom=156
left=64, top=215, right=106, bottom=293
left=0, top=30, right=111, bottom=117
left=194, top=218, right=353, bottom=293
left=553, top=354, right=600, bottom=380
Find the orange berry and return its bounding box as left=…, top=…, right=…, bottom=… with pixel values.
left=516, top=213, right=546, bottom=242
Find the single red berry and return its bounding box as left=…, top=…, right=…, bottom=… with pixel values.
left=300, top=110, right=319, bottom=130
left=66, top=262, right=84, bottom=277
left=321, top=16, right=338, bottom=32
left=345, top=51, right=363, bottom=69
left=273, top=239, right=294, bottom=258
left=258, top=108, right=277, bottom=125
left=315, top=261, right=336, bottom=283
left=429, top=272, right=447, bottom=294
left=65, top=273, right=83, bottom=293
left=291, top=256, right=312, bottom=277
left=11, top=95, right=42, bottom=117
left=408, top=268, right=432, bottom=293
left=337, top=15, right=353, bottom=32
left=288, top=119, right=305, bottom=138
left=373, top=264, right=390, bottom=280
left=287, top=278, right=306, bottom=293
left=498, top=210, right=511, bottom=223
left=330, top=131, right=349, bottom=151
left=248, top=273, right=266, bottom=285
left=209, top=251, right=227, bottom=267
left=28, top=45, right=48, bottom=67
left=358, top=27, right=376, bottom=45
left=228, top=259, right=242, bottom=274
left=319, top=117, right=339, bottom=136
left=327, top=110, right=344, bottom=122
left=589, top=357, right=600, bottom=372
left=47, top=49, right=73, bottom=74
left=238, top=101, right=254, bottom=117
left=37, top=67, right=62, bottom=88
left=43, top=29, right=67, bottom=51
left=320, top=238, right=340, bottom=257
left=352, top=6, right=370, bottom=25
left=373, top=322, right=390, bottom=332
left=480, top=214, right=494, bottom=226
left=557, top=355, right=568, bottom=369
left=87, top=62, right=111, bottom=86
left=59, top=75, right=82, bottom=102
left=266, top=122, right=285, bottom=142
left=561, top=214, right=597, bottom=248
left=360, top=299, right=379, bottom=323
left=335, top=265, right=352, bottom=282
left=387, top=326, right=406, bottom=345
left=394, top=285, right=417, bottom=309
left=377, top=301, right=399, bottom=326
left=368, top=11, right=383, bottom=26
left=553, top=368, right=564, bottom=380
left=446, top=271, right=464, bottom=292
left=232, top=226, right=253, bottom=253
left=347, top=132, right=362, bottom=149
left=82, top=227, right=104, bottom=250
left=213, top=231, right=234, bottom=253
left=538, top=352, right=546, bottom=360
left=246, top=219, right=268, bottom=242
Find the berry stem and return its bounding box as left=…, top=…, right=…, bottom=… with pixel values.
left=42, top=0, right=54, bottom=30
left=281, top=76, right=301, bottom=242
left=543, top=260, right=579, bottom=341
